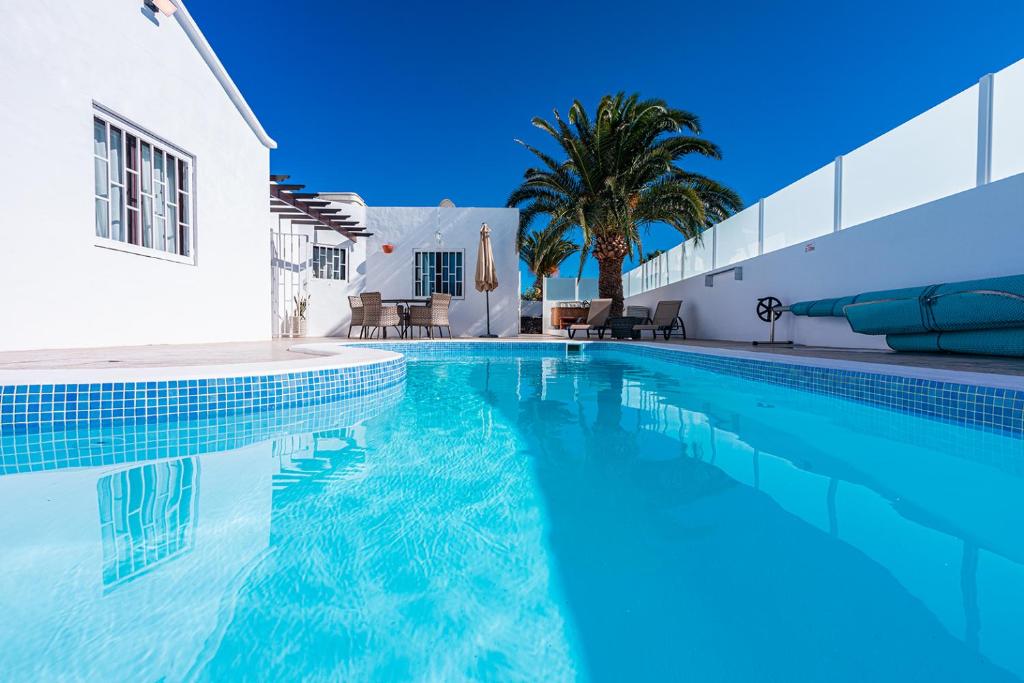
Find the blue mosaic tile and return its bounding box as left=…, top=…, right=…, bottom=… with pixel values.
left=0, top=356, right=405, bottom=437
left=586, top=343, right=1024, bottom=437
left=2, top=340, right=1022, bottom=441
left=362, top=341, right=1024, bottom=437
left=0, top=381, right=405, bottom=476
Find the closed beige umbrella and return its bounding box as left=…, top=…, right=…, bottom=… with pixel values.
left=475, top=222, right=499, bottom=337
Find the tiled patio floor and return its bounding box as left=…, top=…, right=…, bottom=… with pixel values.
left=1, top=335, right=1023, bottom=377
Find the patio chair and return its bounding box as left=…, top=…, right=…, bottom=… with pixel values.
left=347, top=295, right=364, bottom=338
left=408, top=292, right=453, bottom=338
left=567, top=299, right=612, bottom=339
left=633, top=300, right=686, bottom=340
left=359, top=292, right=402, bottom=339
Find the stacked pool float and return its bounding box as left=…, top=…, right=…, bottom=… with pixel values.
left=790, top=273, right=1024, bottom=357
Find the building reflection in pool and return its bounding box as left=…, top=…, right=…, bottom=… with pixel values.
left=96, top=457, right=199, bottom=589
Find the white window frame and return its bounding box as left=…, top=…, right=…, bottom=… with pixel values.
left=412, top=249, right=465, bottom=299
left=92, top=104, right=197, bottom=265
left=312, top=244, right=347, bottom=281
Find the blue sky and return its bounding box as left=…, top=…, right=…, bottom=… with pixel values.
left=188, top=0, right=1023, bottom=287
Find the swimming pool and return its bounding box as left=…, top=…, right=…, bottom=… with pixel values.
left=0, top=343, right=1021, bottom=681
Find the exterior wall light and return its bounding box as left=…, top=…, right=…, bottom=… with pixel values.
left=144, top=0, right=178, bottom=16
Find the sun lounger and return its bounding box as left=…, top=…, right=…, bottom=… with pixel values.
left=633, top=300, right=685, bottom=340
left=568, top=299, right=612, bottom=339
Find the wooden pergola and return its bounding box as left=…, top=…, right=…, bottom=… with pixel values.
left=269, top=175, right=372, bottom=240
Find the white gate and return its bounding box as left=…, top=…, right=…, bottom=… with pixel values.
left=271, top=230, right=311, bottom=338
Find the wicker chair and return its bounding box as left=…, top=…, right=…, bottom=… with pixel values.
left=359, top=292, right=402, bottom=338
left=408, top=292, right=453, bottom=338
left=347, top=295, right=364, bottom=338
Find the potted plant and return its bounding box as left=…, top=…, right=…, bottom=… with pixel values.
left=289, top=292, right=310, bottom=337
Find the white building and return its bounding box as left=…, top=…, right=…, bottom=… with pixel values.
left=272, top=194, right=520, bottom=339
left=0, top=0, right=273, bottom=352
left=0, top=1, right=520, bottom=353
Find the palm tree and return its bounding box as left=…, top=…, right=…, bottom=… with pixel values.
left=508, top=93, right=741, bottom=315
left=519, top=224, right=579, bottom=294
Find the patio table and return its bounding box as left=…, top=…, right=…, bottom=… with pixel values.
left=382, top=298, right=429, bottom=338
left=608, top=316, right=644, bottom=340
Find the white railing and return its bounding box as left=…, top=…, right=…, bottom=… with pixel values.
left=541, top=276, right=599, bottom=333
left=623, top=58, right=1024, bottom=298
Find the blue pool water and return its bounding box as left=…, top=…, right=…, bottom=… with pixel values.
left=1, top=346, right=1022, bottom=681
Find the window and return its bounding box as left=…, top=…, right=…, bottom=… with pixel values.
left=313, top=245, right=346, bottom=280
left=96, top=458, right=199, bottom=589
left=414, top=250, right=464, bottom=298
left=93, top=111, right=193, bottom=259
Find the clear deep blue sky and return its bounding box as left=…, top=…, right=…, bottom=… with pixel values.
left=188, top=0, right=1023, bottom=286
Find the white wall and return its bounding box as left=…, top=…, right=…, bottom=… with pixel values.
left=840, top=84, right=979, bottom=229
left=271, top=198, right=369, bottom=338
left=623, top=57, right=1024, bottom=305
left=992, top=59, right=1024, bottom=182
left=0, top=1, right=271, bottom=352
left=297, top=206, right=520, bottom=338
left=624, top=173, right=1024, bottom=348
left=366, top=207, right=520, bottom=337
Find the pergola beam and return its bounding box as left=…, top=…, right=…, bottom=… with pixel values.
left=270, top=180, right=358, bottom=241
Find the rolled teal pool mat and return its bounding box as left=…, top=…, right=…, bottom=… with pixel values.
left=848, top=275, right=1024, bottom=335
left=792, top=274, right=1024, bottom=339
left=886, top=327, right=1024, bottom=357
left=790, top=288, right=926, bottom=319
left=845, top=292, right=934, bottom=335
left=926, top=274, right=1024, bottom=331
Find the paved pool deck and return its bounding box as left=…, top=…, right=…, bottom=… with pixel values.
left=1, top=335, right=1023, bottom=377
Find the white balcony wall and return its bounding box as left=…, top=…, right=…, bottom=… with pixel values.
left=628, top=268, right=643, bottom=298
left=578, top=279, right=599, bottom=300
left=992, top=59, right=1024, bottom=182
left=545, top=278, right=576, bottom=301
left=666, top=244, right=684, bottom=283
left=622, top=58, right=1024, bottom=308
left=541, top=276, right=598, bottom=333
left=683, top=231, right=714, bottom=279
left=841, top=85, right=979, bottom=229
left=763, top=163, right=835, bottom=251
left=624, top=173, right=1024, bottom=348
left=714, top=205, right=761, bottom=266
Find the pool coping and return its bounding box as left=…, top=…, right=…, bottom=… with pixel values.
left=310, top=340, right=1024, bottom=436
left=3, top=338, right=1024, bottom=437
left=306, top=338, right=1024, bottom=392
left=0, top=345, right=406, bottom=436
left=0, top=345, right=401, bottom=385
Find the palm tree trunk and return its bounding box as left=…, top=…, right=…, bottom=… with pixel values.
left=594, top=235, right=629, bottom=317
left=532, top=275, right=544, bottom=294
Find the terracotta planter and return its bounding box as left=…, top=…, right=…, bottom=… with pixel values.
left=382, top=243, right=395, bottom=254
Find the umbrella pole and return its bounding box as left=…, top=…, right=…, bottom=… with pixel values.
left=481, top=290, right=497, bottom=338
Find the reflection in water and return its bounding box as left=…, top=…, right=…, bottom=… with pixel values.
left=507, top=350, right=1024, bottom=681
left=0, top=350, right=1022, bottom=681
left=96, top=457, right=198, bottom=589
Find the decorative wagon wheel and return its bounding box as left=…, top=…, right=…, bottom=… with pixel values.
left=756, top=296, right=783, bottom=322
